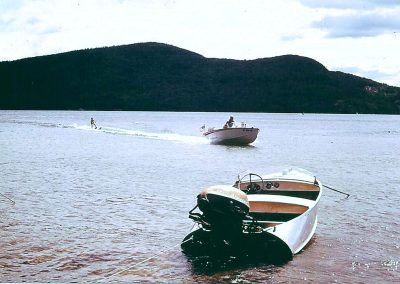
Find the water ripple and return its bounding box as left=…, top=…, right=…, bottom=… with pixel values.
left=1, top=111, right=400, bottom=283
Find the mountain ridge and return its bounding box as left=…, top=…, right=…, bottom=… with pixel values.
left=1, top=42, right=399, bottom=114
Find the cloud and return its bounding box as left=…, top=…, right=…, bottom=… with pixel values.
left=339, top=66, right=386, bottom=78
left=312, top=11, right=400, bottom=38
left=299, top=0, right=400, bottom=9
left=281, top=33, right=305, bottom=41
left=300, top=0, right=400, bottom=38
left=336, top=66, right=400, bottom=86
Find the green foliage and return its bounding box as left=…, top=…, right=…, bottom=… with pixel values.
left=0, top=42, right=399, bottom=113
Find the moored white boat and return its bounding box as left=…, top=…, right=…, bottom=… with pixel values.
left=181, top=168, right=322, bottom=261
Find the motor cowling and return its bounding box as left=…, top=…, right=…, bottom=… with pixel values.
left=197, top=185, right=250, bottom=224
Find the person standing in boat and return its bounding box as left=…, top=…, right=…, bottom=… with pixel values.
left=224, top=116, right=235, bottom=128
left=90, top=117, right=97, bottom=129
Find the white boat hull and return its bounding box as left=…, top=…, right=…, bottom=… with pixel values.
left=245, top=169, right=322, bottom=255
left=204, top=127, right=259, bottom=145
left=247, top=194, right=320, bottom=255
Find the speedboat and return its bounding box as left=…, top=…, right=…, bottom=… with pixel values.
left=201, top=123, right=259, bottom=145
left=181, top=168, right=322, bottom=261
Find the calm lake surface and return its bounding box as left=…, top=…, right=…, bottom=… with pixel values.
left=1, top=110, right=399, bottom=283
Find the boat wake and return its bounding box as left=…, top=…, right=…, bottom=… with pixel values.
left=70, top=123, right=208, bottom=144
left=4, top=119, right=208, bottom=144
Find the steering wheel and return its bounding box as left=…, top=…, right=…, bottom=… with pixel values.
left=239, top=173, right=264, bottom=193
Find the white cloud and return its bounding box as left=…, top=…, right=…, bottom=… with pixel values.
left=337, top=66, right=400, bottom=87
left=299, top=0, right=400, bottom=9
left=312, top=9, right=400, bottom=38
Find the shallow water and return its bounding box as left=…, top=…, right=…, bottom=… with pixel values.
left=0, top=111, right=399, bottom=283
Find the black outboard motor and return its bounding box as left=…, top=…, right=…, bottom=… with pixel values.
left=196, top=185, right=250, bottom=233
left=183, top=185, right=251, bottom=256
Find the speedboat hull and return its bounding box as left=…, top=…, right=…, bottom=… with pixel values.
left=204, top=127, right=259, bottom=145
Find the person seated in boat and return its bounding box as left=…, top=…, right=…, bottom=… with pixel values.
left=90, top=117, right=97, bottom=129
left=224, top=116, right=235, bottom=128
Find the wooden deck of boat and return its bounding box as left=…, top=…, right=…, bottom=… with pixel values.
left=244, top=194, right=317, bottom=227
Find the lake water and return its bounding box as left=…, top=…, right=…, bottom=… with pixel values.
left=0, top=110, right=399, bottom=283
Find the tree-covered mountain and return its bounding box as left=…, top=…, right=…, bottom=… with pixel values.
left=1, top=42, right=399, bottom=114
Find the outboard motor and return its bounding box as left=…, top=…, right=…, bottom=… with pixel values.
left=183, top=185, right=251, bottom=255
left=196, top=185, right=250, bottom=231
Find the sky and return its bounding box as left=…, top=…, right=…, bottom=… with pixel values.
left=1, top=0, right=399, bottom=86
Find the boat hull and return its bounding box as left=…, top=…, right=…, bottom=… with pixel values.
left=248, top=194, right=320, bottom=255
left=242, top=169, right=322, bottom=255
left=182, top=168, right=322, bottom=261
left=204, top=127, right=259, bottom=145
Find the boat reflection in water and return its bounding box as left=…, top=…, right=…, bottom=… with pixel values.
left=181, top=168, right=322, bottom=265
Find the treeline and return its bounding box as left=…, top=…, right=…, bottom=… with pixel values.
left=1, top=42, right=399, bottom=114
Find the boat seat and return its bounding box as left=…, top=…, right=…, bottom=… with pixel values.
left=248, top=190, right=319, bottom=200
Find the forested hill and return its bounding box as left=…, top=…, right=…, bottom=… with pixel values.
left=1, top=42, right=399, bottom=114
